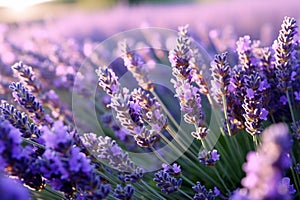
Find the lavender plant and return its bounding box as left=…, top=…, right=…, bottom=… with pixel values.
left=0, top=15, right=300, bottom=200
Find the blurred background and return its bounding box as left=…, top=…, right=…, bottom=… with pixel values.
left=1, top=0, right=300, bottom=44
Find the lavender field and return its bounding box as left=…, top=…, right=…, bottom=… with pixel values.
left=1, top=0, right=300, bottom=199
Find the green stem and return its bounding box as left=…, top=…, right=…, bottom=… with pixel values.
left=286, top=90, right=296, bottom=124
left=44, top=185, right=67, bottom=200
left=179, top=189, right=193, bottom=200
left=150, top=146, right=194, bottom=187
left=141, top=180, right=167, bottom=200
left=222, top=94, right=232, bottom=136
left=270, top=113, right=276, bottom=124
left=151, top=89, right=181, bottom=131
left=291, top=153, right=300, bottom=193
left=213, top=167, right=230, bottom=193
left=22, top=137, right=45, bottom=149
left=252, top=135, right=259, bottom=149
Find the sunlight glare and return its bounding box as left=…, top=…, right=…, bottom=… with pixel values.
left=0, top=0, right=52, bottom=11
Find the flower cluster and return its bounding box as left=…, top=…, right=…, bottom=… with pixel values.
left=121, top=41, right=153, bottom=91
left=198, top=149, right=220, bottom=166
left=0, top=174, right=30, bottom=200
left=192, top=181, right=218, bottom=200
left=153, top=163, right=182, bottom=194
left=236, top=123, right=293, bottom=199
left=40, top=121, right=111, bottom=199
left=80, top=133, right=144, bottom=183
left=169, top=25, right=209, bottom=139
left=0, top=118, right=45, bottom=190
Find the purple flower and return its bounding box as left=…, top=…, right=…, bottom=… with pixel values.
left=273, top=17, right=298, bottom=91
left=294, top=91, right=300, bottom=101
left=258, top=79, right=270, bottom=91
left=162, top=163, right=181, bottom=175
left=259, top=108, right=268, bottom=120
left=121, top=41, right=153, bottom=90
left=246, top=88, right=254, bottom=99
left=9, top=82, right=47, bottom=124
left=192, top=181, right=217, bottom=200
left=153, top=170, right=182, bottom=194
left=11, top=61, right=41, bottom=94
left=0, top=175, right=30, bottom=200
left=241, top=123, right=292, bottom=200
left=113, top=184, right=134, bottom=200
left=0, top=118, right=45, bottom=190
left=280, top=177, right=296, bottom=195
left=210, top=52, right=231, bottom=104
left=41, top=126, right=110, bottom=199
left=172, top=163, right=181, bottom=174
left=0, top=101, right=41, bottom=138
left=80, top=133, right=144, bottom=182
left=280, top=95, right=288, bottom=105
left=96, top=67, right=120, bottom=96
left=198, top=149, right=220, bottom=166
left=236, top=35, right=251, bottom=53
left=41, top=120, right=72, bottom=152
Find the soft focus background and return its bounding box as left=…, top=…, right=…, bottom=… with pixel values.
left=1, top=0, right=300, bottom=43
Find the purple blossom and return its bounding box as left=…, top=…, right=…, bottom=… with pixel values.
left=162, top=163, right=181, bottom=176
left=280, top=95, right=288, bottom=105
left=80, top=133, right=144, bottom=182
left=11, top=61, right=41, bottom=94
left=113, top=184, right=134, bottom=200
left=121, top=41, right=153, bottom=91
left=0, top=118, right=45, bottom=190
left=0, top=175, right=30, bottom=200
left=192, top=181, right=217, bottom=200
left=96, top=67, right=120, bottom=96
left=241, top=123, right=292, bottom=200
left=294, top=91, right=300, bottom=101
left=41, top=122, right=110, bottom=199
left=41, top=120, right=72, bottom=152
left=236, top=35, right=251, bottom=53
left=198, top=149, right=220, bottom=166
left=280, top=177, right=296, bottom=195
left=9, top=82, right=48, bottom=124
left=153, top=169, right=182, bottom=194
left=210, top=52, right=231, bottom=104
left=273, top=16, right=298, bottom=91
left=259, top=108, right=268, bottom=120
left=245, top=88, right=254, bottom=99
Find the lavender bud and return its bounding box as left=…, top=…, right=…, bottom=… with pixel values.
left=121, top=41, right=153, bottom=91
left=153, top=169, right=182, bottom=194
left=198, top=149, right=220, bottom=166
left=273, top=17, right=298, bottom=91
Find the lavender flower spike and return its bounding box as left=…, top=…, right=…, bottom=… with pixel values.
left=109, top=88, right=160, bottom=147
left=0, top=101, right=41, bottom=138
left=153, top=163, right=182, bottom=194
left=96, top=67, right=120, bottom=96
left=9, top=82, right=50, bottom=124
left=192, top=181, right=217, bottom=200
left=210, top=52, right=231, bottom=105
left=41, top=121, right=110, bottom=199
left=12, top=61, right=41, bottom=94
left=121, top=40, right=153, bottom=91
left=173, top=79, right=209, bottom=139
left=130, top=88, right=168, bottom=132
left=80, top=133, right=144, bottom=182
left=241, top=123, right=292, bottom=200
left=0, top=175, right=30, bottom=200
left=113, top=184, right=134, bottom=200
left=198, top=149, right=220, bottom=166
left=273, top=16, right=298, bottom=92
